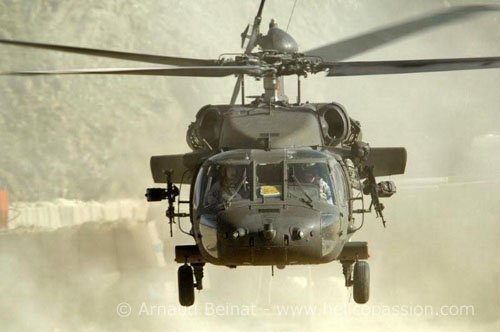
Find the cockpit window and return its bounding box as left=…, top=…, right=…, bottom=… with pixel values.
left=333, top=164, right=347, bottom=206
left=202, top=163, right=252, bottom=209
left=197, top=152, right=337, bottom=210
left=287, top=162, right=335, bottom=205
left=256, top=163, right=282, bottom=199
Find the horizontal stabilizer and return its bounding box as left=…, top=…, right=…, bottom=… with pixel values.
left=363, top=147, right=407, bottom=177
left=150, top=151, right=212, bottom=184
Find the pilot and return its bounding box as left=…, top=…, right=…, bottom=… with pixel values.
left=207, top=165, right=244, bottom=206
left=300, top=165, right=333, bottom=203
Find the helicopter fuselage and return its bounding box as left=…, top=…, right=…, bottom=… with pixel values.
left=148, top=100, right=403, bottom=307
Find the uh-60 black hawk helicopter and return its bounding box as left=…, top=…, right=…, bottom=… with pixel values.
left=2, top=1, right=500, bottom=307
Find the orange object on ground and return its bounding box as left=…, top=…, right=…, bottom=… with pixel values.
left=0, top=189, right=8, bottom=229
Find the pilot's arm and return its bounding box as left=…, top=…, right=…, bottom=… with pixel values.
left=318, top=178, right=333, bottom=203
left=206, top=182, right=222, bottom=206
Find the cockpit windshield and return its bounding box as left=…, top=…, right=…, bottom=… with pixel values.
left=194, top=150, right=337, bottom=211
left=287, top=162, right=335, bottom=205
left=202, top=163, right=252, bottom=209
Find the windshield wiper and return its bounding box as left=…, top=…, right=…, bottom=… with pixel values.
left=288, top=190, right=314, bottom=208
left=223, top=169, right=247, bottom=208
left=291, top=174, right=314, bottom=207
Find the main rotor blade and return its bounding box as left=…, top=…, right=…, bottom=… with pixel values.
left=0, top=65, right=264, bottom=77
left=0, top=39, right=218, bottom=66
left=305, top=5, right=499, bottom=61
left=322, top=57, right=500, bottom=76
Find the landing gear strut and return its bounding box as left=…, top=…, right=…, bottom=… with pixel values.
left=341, top=260, right=370, bottom=304
left=177, top=263, right=205, bottom=306
left=342, top=260, right=354, bottom=287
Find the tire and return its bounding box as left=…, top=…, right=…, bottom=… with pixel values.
left=178, top=265, right=195, bottom=306
left=353, top=261, right=370, bottom=304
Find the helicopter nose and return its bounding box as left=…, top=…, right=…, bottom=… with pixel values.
left=262, top=223, right=276, bottom=241
left=214, top=205, right=342, bottom=265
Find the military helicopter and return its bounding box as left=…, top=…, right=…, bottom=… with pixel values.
left=2, top=1, right=500, bottom=307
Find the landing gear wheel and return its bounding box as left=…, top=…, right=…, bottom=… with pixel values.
left=178, top=265, right=195, bottom=306
left=353, top=261, right=370, bottom=304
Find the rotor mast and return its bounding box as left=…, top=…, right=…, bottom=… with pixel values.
left=262, top=75, right=288, bottom=104
left=263, top=76, right=277, bottom=103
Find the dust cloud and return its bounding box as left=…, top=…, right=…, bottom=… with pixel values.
left=0, top=0, right=499, bottom=331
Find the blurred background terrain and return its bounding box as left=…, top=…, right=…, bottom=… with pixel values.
left=0, top=0, right=499, bottom=331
